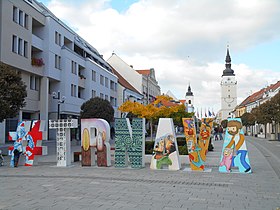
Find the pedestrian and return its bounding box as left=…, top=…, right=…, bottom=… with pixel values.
left=13, top=149, right=22, bottom=167
left=214, top=126, right=219, bottom=141
left=218, top=126, right=223, bottom=140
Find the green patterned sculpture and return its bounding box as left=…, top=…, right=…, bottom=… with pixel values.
left=114, top=118, right=145, bottom=168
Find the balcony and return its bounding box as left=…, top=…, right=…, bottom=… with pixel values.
left=32, top=34, right=43, bottom=51
left=78, top=75, right=86, bottom=88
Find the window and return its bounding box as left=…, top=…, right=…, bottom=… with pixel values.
left=105, top=77, right=108, bottom=88
left=12, top=35, right=17, bottom=53
left=55, top=54, right=61, bottom=69
left=105, top=95, right=108, bottom=101
left=92, top=90, right=96, bottom=98
left=55, top=31, right=61, bottom=46
left=24, top=14, right=28, bottom=29
left=18, top=38, right=23, bottom=55
left=100, top=93, right=104, bottom=99
left=30, top=75, right=39, bottom=91
left=92, top=70, right=96, bottom=81
left=110, top=80, right=114, bottom=90
left=13, top=6, right=18, bottom=22
left=12, top=7, right=28, bottom=29
left=19, top=10, right=23, bottom=26
left=71, top=61, right=77, bottom=74
left=110, top=97, right=114, bottom=106
left=100, top=75, right=104, bottom=85
left=71, top=84, right=77, bottom=97
left=24, top=41, right=28, bottom=57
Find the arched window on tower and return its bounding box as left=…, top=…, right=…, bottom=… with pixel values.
left=188, top=100, right=191, bottom=104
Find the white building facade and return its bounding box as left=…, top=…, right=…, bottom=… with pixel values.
left=0, top=0, right=118, bottom=143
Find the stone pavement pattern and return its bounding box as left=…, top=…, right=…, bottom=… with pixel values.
left=0, top=137, right=280, bottom=210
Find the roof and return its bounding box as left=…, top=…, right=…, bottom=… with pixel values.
left=239, top=80, right=280, bottom=107
left=110, top=66, right=141, bottom=95
left=222, top=48, right=235, bottom=77
left=136, top=69, right=150, bottom=75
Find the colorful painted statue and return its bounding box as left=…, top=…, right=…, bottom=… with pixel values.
left=81, top=119, right=111, bottom=167
left=182, top=118, right=205, bottom=171
left=150, top=118, right=181, bottom=170
left=182, top=118, right=213, bottom=171
left=219, top=118, right=251, bottom=173
left=114, top=118, right=145, bottom=168
left=9, top=120, right=47, bottom=167
left=9, top=121, right=34, bottom=167
left=198, top=118, right=213, bottom=162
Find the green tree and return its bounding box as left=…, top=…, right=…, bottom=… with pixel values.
left=241, top=112, right=256, bottom=134
left=269, top=91, right=280, bottom=123
left=80, top=97, right=114, bottom=123
left=0, top=62, right=27, bottom=122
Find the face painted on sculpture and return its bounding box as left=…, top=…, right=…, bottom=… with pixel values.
left=223, top=148, right=233, bottom=157
left=227, top=120, right=242, bottom=136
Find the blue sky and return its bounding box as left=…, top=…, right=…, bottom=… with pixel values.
left=38, top=0, right=280, bottom=112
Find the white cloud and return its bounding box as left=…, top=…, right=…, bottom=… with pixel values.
left=44, top=0, right=280, bottom=113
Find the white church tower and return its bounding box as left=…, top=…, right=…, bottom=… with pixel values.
left=185, top=84, right=194, bottom=113
left=220, top=47, right=237, bottom=120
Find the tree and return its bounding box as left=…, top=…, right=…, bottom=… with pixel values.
left=80, top=97, right=114, bottom=123
left=241, top=112, right=256, bottom=134
left=118, top=95, right=191, bottom=140
left=0, top=62, right=27, bottom=122
left=269, top=91, right=280, bottom=123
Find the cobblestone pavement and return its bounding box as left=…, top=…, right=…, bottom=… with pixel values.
left=0, top=137, right=280, bottom=210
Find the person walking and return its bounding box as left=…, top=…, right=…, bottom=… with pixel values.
left=218, top=126, right=223, bottom=140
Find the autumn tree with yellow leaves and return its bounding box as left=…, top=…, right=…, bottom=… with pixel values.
left=119, top=95, right=193, bottom=139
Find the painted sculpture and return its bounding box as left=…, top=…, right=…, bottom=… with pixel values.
left=219, top=118, right=251, bottom=173
left=8, top=120, right=47, bottom=167
left=81, top=119, right=111, bottom=167
left=114, top=118, right=145, bottom=168
left=182, top=118, right=204, bottom=171
left=49, top=119, right=78, bottom=167
left=198, top=118, right=213, bottom=161
left=150, top=118, right=181, bottom=170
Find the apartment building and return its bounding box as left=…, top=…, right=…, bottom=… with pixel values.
left=0, top=0, right=118, bottom=143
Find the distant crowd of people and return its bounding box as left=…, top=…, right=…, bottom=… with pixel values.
left=214, top=125, right=224, bottom=140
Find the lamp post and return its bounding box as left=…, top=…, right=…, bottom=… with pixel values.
left=52, top=91, right=66, bottom=120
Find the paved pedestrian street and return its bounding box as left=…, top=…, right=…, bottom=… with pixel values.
left=0, top=137, right=280, bottom=210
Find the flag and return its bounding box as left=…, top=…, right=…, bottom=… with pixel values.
left=212, top=109, right=215, bottom=117
left=208, top=110, right=212, bottom=117
left=205, top=108, right=207, bottom=117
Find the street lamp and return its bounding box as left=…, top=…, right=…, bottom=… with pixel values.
left=52, top=91, right=66, bottom=120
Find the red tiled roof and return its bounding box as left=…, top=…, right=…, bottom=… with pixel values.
left=160, top=100, right=179, bottom=107
left=136, top=69, right=150, bottom=75
left=239, top=80, right=280, bottom=107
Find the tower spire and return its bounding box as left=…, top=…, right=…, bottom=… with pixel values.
left=222, top=45, right=235, bottom=76
left=186, top=84, right=193, bottom=96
